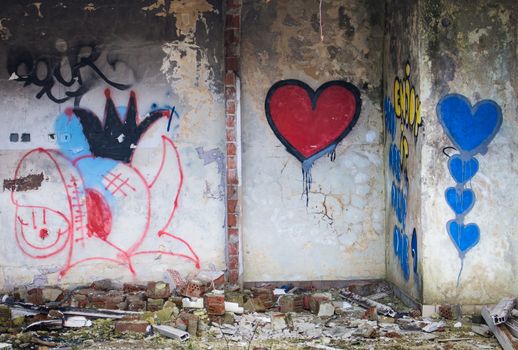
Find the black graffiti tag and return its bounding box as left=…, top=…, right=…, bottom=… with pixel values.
left=7, top=42, right=131, bottom=104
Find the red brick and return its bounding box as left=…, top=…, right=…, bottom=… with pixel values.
left=27, top=288, right=43, bottom=305
left=228, top=255, right=239, bottom=271
left=146, top=281, right=171, bottom=299
left=184, top=279, right=206, bottom=298
left=228, top=168, right=238, bottom=185
left=226, top=44, right=240, bottom=59
left=226, top=114, right=235, bottom=128
left=224, top=28, right=239, bottom=46
left=123, top=283, right=146, bottom=293
left=228, top=228, right=238, bottom=237
left=226, top=128, right=236, bottom=142
left=226, top=100, right=236, bottom=114
left=91, top=279, right=114, bottom=291
left=227, top=142, right=236, bottom=156
left=226, top=57, right=239, bottom=72
left=226, top=0, right=241, bottom=10
left=279, top=295, right=304, bottom=313
left=205, top=294, right=225, bottom=315
left=228, top=213, right=237, bottom=227
left=253, top=288, right=274, bottom=309
left=225, top=14, right=240, bottom=28
left=227, top=199, right=237, bottom=214
left=225, top=71, right=236, bottom=86
left=227, top=185, right=237, bottom=199
left=225, top=86, right=236, bottom=99
left=228, top=270, right=239, bottom=284
left=228, top=241, right=239, bottom=255
left=227, top=156, right=236, bottom=170
left=114, top=320, right=149, bottom=333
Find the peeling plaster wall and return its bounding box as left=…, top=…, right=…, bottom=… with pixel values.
left=0, top=0, right=225, bottom=289
left=419, top=0, right=518, bottom=305
left=384, top=0, right=423, bottom=302
left=241, top=0, right=385, bottom=282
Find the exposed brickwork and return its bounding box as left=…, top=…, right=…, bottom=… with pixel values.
left=225, top=0, right=241, bottom=285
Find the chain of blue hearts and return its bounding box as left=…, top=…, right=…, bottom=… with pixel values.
left=437, top=94, right=502, bottom=286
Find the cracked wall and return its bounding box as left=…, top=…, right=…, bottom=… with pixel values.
left=419, top=0, right=518, bottom=305
left=0, top=0, right=225, bottom=289
left=241, top=0, right=386, bottom=282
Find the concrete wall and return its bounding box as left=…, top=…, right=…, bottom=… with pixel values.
left=384, top=0, right=423, bottom=302
left=0, top=0, right=226, bottom=289
left=240, top=0, right=386, bottom=282
left=419, top=0, right=518, bottom=305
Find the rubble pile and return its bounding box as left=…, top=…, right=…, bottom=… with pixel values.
left=0, top=275, right=505, bottom=349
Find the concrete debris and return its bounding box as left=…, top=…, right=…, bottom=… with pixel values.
left=471, top=323, right=491, bottom=337
left=153, top=324, right=190, bottom=340
left=491, top=297, right=516, bottom=325
left=317, top=302, right=335, bottom=317
left=0, top=280, right=504, bottom=349
left=482, top=306, right=518, bottom=350
left=340, top=290, right=397, bottom=317
left=422, top=320, right=446, bottom=333
left=506, top=317, right=518, bottom=338
left=63, top=316, right=92, bottom=328
left=182, top=297, right=204, bottom=309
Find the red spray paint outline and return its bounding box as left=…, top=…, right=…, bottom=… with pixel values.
left=10, top=102, right=200, bottom=278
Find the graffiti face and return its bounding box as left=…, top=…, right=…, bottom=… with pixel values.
left=10, top=91, right=199, bottom=278
left=265, top=79, right=361, bottom=203
left=437, top=94, right=502, bottom=280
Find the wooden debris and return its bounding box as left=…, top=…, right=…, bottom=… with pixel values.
left=482, top=306, right=518, bottom=350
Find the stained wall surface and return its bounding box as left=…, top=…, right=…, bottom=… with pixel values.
left=240, top=0, right=386, bottom=282
left=419, top=0, right=518, bottom=305
left=0, top=0, right=226, bottom=289
left=383, top=0, right=423, bottom=302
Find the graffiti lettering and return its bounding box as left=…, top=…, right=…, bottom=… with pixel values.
left=393, top=63, right=422, bottom=140
left=385, top=62, right=420, bottom=283
left=265, top=79, right=361, bottom=205
left=437, top=93, right=502, bottom=284
left=7, top=42, right=131, bottom=104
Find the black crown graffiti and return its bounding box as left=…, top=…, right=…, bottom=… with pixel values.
left=72, top=89, right=169, bottom=163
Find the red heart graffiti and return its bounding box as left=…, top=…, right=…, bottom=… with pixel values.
left=265, top=80, right=361, bottom=161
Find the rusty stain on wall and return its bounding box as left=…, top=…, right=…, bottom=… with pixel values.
left=3, top=173, right=44, bottom=192
left=142, top=0, right=216, bottom=36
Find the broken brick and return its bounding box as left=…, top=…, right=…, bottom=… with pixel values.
left=279, top=295, right=304, bottom=313
left=184, top=279, right=205, bottom=298
left=26, top=288, right=43, bottom=305
left=114, top=320, right=149, bottom=333
left=252, top=288, right=274, bottom=309
left=146, top=281, right=171, bottom=299
left=91, top=279, right=114, bottom=291
left=123, top=283, right=147, bottom=293
left=205, top=293, right=225, bottom=316
left=147, top=298, right=165, bottom=312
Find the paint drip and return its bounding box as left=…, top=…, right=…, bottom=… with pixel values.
left=301, top=144, right=337, bottom=206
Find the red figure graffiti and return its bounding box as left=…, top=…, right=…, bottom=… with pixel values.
left=10, top=91, right=199, bottom=278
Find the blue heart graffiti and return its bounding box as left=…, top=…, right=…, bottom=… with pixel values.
left=437, top=94, right=502, bottom=282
